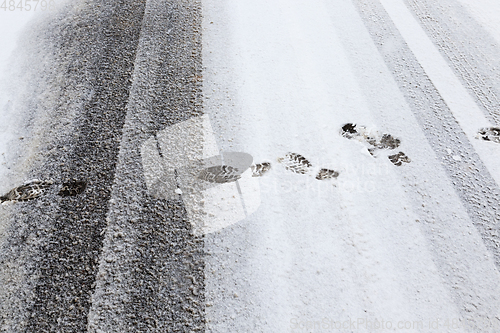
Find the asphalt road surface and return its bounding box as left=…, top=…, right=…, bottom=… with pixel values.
left=1, top=0, right=500, bottom=332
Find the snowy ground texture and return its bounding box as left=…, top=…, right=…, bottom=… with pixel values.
left=1, top=0, right=500, bottom=332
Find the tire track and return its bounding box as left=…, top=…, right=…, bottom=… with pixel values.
left=0, top=0, right=147, bottom=331
left=403, top=0, right=500, bottom=126
left=353, top=0, right=500, bottom=330
left=87, top=0, right=205, bottom=331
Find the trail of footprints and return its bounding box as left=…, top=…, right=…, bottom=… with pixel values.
left=197, top=123, right=411, bottom=184
left=1, top=180, right=87, bottom=203
left=4, top=125, right=496, bottom=202
left=197, top=152, right=339, bottom=184
left=198, top=123, right=500, bottom=183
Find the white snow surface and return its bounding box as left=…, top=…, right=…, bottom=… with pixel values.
left=202, top=0, right=500, bottom=331
left=458, top=0, right=500, bottom=44
left=0, top=1, right=68, bottom=183
left=0, top=10, right=36, bottom=182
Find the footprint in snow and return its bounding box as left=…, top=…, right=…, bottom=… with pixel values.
left=251, top=162, right=272, bottom=178
left=316, top=168, right=340, bottom=180
left=197, top=165, right=242, bottom=184
left=196, top=153, right=339, bottom=184
left=277, top=152, right=339, bottom=180
left=388, top=152, right=411, bottom=166
left=277, top=152, right=312, bottom=175
left=341, top=123, right=410, bottom=166
left=58, top=181, right=88, bottom=197
left=1, top=180, right=87, bottom=203
left=476, top=127, right=500, bottom=144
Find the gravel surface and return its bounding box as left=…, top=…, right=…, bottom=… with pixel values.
left=2, top=0, right=500, bottom=332
left=0, top=0, right=204, bottom=331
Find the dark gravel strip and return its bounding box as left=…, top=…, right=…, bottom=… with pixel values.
left=27, top=0, right=147, bottom=331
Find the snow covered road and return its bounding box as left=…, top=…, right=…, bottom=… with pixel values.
left=203, top=0, right=500, bottom=331
left=1, top=0, right=500, bottom=332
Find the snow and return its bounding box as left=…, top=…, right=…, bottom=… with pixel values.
left=0, top=10, right=36, bottom=184
left=0, top=0, right=499, bottom=330
left=457, top=0, right=500, bottom=44
left=0, top=11, right=36, bottom=79
left=0, top=2, right=68, bottom=186
left=140, top=114, right=262, bottom=235
left=380, top=0, right=500, bottom=185
left=202, top=0, right=500, bottom=331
